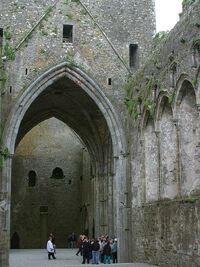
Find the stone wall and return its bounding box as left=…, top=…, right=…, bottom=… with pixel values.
left=11, top=118, right=84, bottom=248
left=0, top=0, right=155, bottom=125
left=1, top=0, right=200, bottom=266
left=128, top=1, right=200, bottom=266
left=0, top=0, right=159, bottom=265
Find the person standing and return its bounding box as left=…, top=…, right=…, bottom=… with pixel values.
left=47, top=236, right=56, bottom=260
left=91, top=238, right=100, bottom=264
left=103, top=240, right=111, bottom=264
left=111, top=238, right=118, bottom=263
left=99, top=236, right=106, bottom=263
left=76, top=235, right=84, bottom=256
left=68, top=232, right=77, bottom=248
left=82, top=237, right=91, bottom=264
left=50, top=233, right=56, bottom=255
left=71, top=232, right=77, bottom=248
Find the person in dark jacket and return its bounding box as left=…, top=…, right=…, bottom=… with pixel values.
left=76, top=235, right=84, bottom=256
left=103, top=240, right=111, bottom=264
left=82, top=237, right=91, bottom=264
left=91, top=238, right=100, bottom=264
left=111, top=238, right=118, bottom=263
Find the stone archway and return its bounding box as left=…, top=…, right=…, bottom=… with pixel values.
left=1, top=62, right=127, bottom=266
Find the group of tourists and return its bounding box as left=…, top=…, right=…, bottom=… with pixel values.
left=76, top=234, right=118, bottom=264
left=46, top=232, right=118, bottom=264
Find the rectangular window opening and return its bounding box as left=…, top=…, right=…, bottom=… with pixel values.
left=40, top=206, right=48, bottom=214
left=63, top=25, right=73, bottom=43
left=129, top=44, right=138, bottom=68
left=0, top=28, right=3, bottom=49
left=108, top=78, right=112, bottom=85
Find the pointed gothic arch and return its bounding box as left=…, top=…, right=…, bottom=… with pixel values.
left=1, top=62, right=128, bottom=263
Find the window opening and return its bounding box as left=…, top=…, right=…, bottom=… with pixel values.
left=11, top=232, right=20, bottom=249
left=40, top=206, right=48, bottom=214
left=169, top=62, right=177, bottom=89
left=9, top=86, right=12, bottom=94
left=63, top=25, right=73, bottom=43
left=28, top=170, right=37, bottom=187
left=108, top=78, right=112, bottom=85
left=129, top=44, right=138, bottom=68
left=51, top=167, right=65, bottom=179
left=0, top=28, right=3, bottom=45
left=0, top=28, right=3, bottom=54
left=192, top=41, right=200, bottom=68
left=25, top=68, right=28, bottom=75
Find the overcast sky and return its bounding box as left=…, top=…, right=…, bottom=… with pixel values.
left=155, top=0, right=182, bottom=32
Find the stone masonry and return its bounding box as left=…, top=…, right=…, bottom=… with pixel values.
left=1, top=0, right=200, bottom=267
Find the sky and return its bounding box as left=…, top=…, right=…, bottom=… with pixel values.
left=155, top=0, right=182, bottom=32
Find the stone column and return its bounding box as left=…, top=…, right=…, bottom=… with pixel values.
left=155, top=129, right=161, bottom=199
left=108, top=173, right=114, bottom=236
left=99, top=174, right=105, bottom=234
left=107, top=140, right=114, bottom=237
left=114, top=153, right=129, bottom=263
left=191, top=48, right=197, bottom=69
left=140, top=138, right=146, bottom=203
left=94, top=174, right=100, bottom=237
left=173, top=119, right=182, bottom=196
left=195, top=104, right=200, bottom=186
left=0, top=154, right=12, bottom=267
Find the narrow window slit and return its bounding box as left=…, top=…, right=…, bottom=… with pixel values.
left=108, top=78, right=112, bottom=85
left=129, top=44, right=139, bottom=68
left=63, top=25, right=73, bottom=43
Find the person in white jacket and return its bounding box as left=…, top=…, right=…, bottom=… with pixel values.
left=47, top=236, right=56, bottom=260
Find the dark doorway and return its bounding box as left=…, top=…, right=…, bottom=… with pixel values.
left=11, top=232, right=20, bottom=249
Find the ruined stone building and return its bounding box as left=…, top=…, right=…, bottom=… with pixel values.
left=0, top=0, right=200, bottom=266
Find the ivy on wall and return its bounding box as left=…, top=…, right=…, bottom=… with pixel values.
left=182, top=0, right=196, bottom=8
left=3, top=29, right=16, bottom=60
left=124, top=71, right=163, bottom=119
left=0, top=147, right=11, bottom=169
left=124, top=31, right=169, bottom=119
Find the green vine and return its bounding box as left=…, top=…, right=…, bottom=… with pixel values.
left=0, top=148, right=11, bottom=169
left=71, top=0, right=80, bottom=3
left=182, top=0, right=196, bottom=8
left=4, top=31, right=12, bottom=41
left=124, top=97, right=138, bottom=119
left=3, top=43, right=16, bottom=60
left=124, top=68, right=163, bottom=119
left=152, top=31, right=168, bottom=51
left=192, top=75, right=198, bottom=86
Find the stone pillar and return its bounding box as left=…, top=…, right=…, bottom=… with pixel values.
left=191, top=49, right=197, bottom=68
left=107, top=140, right=114, bottom=237
left=0, top=155, right=12, bottom=267
left=155, top=129, right=161, bottom=199
left=114, top=154, right=129, bottom=263
left=94, top=174, right=100, bottom=237
left=140, top=138, right=146, bottom=203
left=196, top=104, right=200, bottom=184
left=173, top=119, right=182, bottom=196
left=108, top=174, right=114, bottom=236
left=99, top=174, right=106, bottom=234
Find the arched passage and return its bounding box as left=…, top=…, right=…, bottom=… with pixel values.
left=156, top=95, right=177, bottom=199
left=1, top=62, right=127, bottom=265
left=175, top=80, right=198, bottom=195
left=143, top=113, right=159, bottom=202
